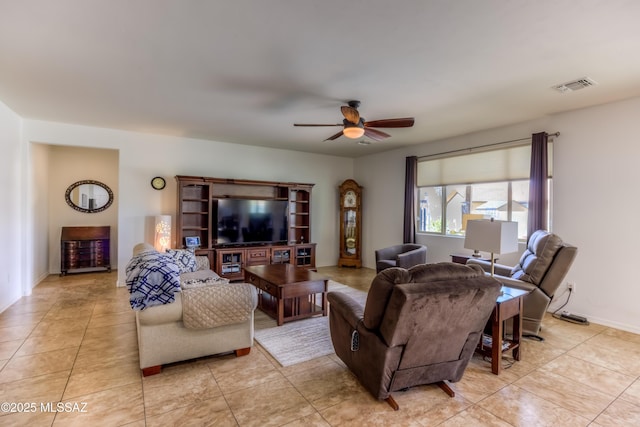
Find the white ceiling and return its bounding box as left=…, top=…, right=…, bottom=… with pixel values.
left=1, top=1, right=640, bottom=157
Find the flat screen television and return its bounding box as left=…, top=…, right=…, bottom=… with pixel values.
left=214, top=198, right=288, bottom=245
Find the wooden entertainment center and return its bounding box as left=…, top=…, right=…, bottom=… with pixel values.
left=175, top=175, right=316, bottom=280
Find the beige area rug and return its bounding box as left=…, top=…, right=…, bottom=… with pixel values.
left=254, top=281, right=367, bottom=367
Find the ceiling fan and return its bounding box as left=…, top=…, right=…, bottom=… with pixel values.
left=294, top=100, right=415, bottom=141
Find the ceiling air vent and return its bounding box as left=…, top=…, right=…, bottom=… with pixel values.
left=553, top=77, right=598, bottom=93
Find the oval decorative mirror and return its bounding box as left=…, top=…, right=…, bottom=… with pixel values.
left=65, top=180, right=114, bottom=213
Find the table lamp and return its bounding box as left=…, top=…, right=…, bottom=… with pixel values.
left=464, top=218, right=519, bottom=276
left=154, top=215, right=171, bottom=252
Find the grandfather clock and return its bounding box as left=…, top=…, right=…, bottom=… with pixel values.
left=338, top=179, right=362, bottom=268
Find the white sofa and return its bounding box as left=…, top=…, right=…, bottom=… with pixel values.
left=130, top=244, right=258, bottom=376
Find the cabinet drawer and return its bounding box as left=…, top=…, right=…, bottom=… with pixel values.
left=246, top=249, right=269, bottom=265
left=245, top=274, right=278, bottom=295
left=258, top=279, right=278, bottom=296
left=245, top=272, right=258, bottom=284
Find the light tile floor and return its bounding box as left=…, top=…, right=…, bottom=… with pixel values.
left=0, top=267, right=639, bottom=426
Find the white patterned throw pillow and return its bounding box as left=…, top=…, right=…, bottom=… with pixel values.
left=166, top=249, right=197, bottom=273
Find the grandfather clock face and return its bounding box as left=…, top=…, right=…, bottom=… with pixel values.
left=344, top=190, right=357, bottom=208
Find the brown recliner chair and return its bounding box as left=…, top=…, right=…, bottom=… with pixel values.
left=374, top=243, right=427, bottom=273
left=467, top=230, right=577, bottom=338
left=327, top=263, right=501, bottom=410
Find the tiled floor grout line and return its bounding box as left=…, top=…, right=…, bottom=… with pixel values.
left=282, top=360, right=322, bottom=422
left=516, top=325, right=640, bottom=424
left=50, top=280, right=98, bottom=427
left=206, top=363, right=243, bottom=426
left=0, top=282, right=91, bottom=425
left=591, top=365, right=640, bottom=424
left=6, top=299, right=58, bottom=362
left=0, top=292, right=68, bottom=397
left=3, top=270, right=640, bottom=425
left=508, top=349, right=597, bottom=423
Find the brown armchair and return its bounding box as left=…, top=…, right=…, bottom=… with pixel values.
left=328, top=263, right=501, bottom=410
left=467, top=230, right=577, bottom=338
left=374, top=243, right=427, bottom=273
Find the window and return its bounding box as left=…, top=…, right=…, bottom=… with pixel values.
left=417, top=143, right=552, bottom=240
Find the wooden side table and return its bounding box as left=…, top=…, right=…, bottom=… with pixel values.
left=477, top=286, right=529, bottom=374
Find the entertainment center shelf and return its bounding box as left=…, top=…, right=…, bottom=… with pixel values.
left=289, top=188, right=310, bottom=243
left=176, top=175, right=315, bottom=279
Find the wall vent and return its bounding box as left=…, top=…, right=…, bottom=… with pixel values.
left=553, top=77, right=598, bottom=93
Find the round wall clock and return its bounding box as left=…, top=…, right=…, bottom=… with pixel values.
left=151, top=176, right=166, bottom=190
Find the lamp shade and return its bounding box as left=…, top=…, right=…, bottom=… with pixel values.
left=154, top=215, right=171, bottom=252
left=343, top=126, right=365, bottom=139
left=464, top=219, right=519, bottom=255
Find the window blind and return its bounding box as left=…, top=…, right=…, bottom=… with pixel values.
left=417, top=143, right=553, bottom=187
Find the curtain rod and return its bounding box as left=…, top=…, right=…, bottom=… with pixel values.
left=417, top=132, right=560, bottom=161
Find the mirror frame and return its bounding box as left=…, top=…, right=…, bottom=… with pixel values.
left=65, top=180, right=114, bottom=213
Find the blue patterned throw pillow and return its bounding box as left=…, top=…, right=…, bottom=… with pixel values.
left=166, top=249, right=197, bottom=273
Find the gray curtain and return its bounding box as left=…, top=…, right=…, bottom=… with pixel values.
left=403, top=156, right=418, bottom=243
left=527, top=132, right=548, bottom=238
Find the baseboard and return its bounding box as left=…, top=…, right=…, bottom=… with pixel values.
left=576, top=315, right=640, bottom=335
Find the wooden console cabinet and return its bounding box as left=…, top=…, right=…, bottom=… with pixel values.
left=60, top=226, right=111, bottom=275
left=216, top=248, right=244, bottom=281
left=176, top=176, right=316, bottom=279
left=214, top=244, right=316, bottom=281
left=271, top=246, right=293, bottom=264
left=294, top=244, right=316, bottom=269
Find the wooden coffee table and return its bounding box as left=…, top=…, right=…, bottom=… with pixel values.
left=243, top=264, right=329, bottom=326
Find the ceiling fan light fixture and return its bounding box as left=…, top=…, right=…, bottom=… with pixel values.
left=294, top=101, right=414, bottom=141
left=343, top=126, right=365, bottom=139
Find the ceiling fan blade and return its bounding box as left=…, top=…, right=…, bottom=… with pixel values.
left=363, top=128, right=391, bottom=141
left=364, top=117, right=415, bottom=128
left=294, top=123, right=342, bottom=127
left=324, top=130, right=344, bottom=141
left=340, top=106, right=360, bottom=124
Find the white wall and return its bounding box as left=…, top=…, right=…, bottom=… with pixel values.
left=23, top=120, right=354, bottom=286
left=355, top=96, right=640, bottom=334
left=47, top=145, right=119, bottom=273
left=548, top=97, right=640, bottom=332
left=0, top=101, right=24, bottom=311
left=30, top=143, right=51, bottom=284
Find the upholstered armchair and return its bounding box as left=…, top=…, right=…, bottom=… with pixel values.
left=467, top=230, right=577, bottom=338
left=374, top=243, right=427, bottom=273
left=328, top=263, right=501, bottom=410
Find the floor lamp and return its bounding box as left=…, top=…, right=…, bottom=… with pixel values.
left=464, top=218, right=519, bottom=276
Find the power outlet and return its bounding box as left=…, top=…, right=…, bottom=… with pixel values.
left=567, top=282, right=576, bottom=292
